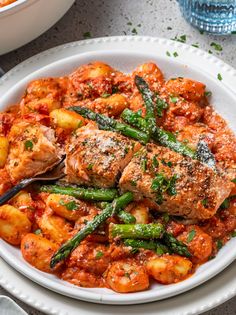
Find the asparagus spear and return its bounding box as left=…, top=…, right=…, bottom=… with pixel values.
left=40, top=185, right=117, bottom=201
left=163, top=232, right=191, bottom=257
left=135, top=75, right=156, bottom=134
left=50, top=192, right=134, bottom=268
left=69, top=106, right=149, bottom=144
left=196, top=140, right=216, bottom=170
left=121, top=108, right=195, bottom=158
left=97, top=202, right=136, bottom=224
left=124, top=239, right=169, bottom=254
left=109, top=223, right=164, bottom=239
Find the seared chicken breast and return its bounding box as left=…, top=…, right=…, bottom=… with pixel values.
left=119, top=143, right=233, bottom=219
left=65, top=125, right=141, bottom=188
left=6, top=121, right=61, bottom=182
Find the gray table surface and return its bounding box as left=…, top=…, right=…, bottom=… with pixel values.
left=0, top=0, right=236, bottom=314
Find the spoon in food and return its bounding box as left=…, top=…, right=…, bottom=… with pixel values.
left=0, top=156, right=65, bottom=206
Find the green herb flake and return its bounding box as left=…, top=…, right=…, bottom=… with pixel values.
left=216, top=239, right=223, bottom=250
left=166, top=51, right=171, bottom=57
left=202, top=198, right=208, bottom=207
left=95, top=251, right=104, bottom=259
left=141, top=157, right=147, bottom=172
left=151, top=173, right=165, bottom=192
left=127, top=22, right=132, bottom=26
left=101, top=93, right=111, bottom=98
left=199, top=29, right=204, bottom=34
left=155, top=97, right=168, bottom=117
left=167, top=174, right=178, bottom=196
left=24, top=140, right=34, bottom=151
left=187, top=229, right=196, bottom=243
left=152, top=155, right=159, bottom=168
left=217, top=73, right=223, bottom=81
left=162, top=213, right=170, bottom=224
left=167, top=26, right=172, bottom=30
left=124, top=272, right=131, bottom=278
left=130, top=180, right=137, bottom=187
left=191, top=43, right=199, bottom=48
left=173, top=51, right=178, bottom=57
left=208, top=50, right=213, bottom=54
left=210, top=42, right=223, bottom=52
left=34, top=229, right=42, bottom=235
left=156, top=247, right=165, bottom=255
left=137, top=23, right=142, bottom=27
left=231, top=178, right=236, bottom=184
left=161, top=159, right=172, bottom=167
left=231, top=31, right=236, bottom=34
left=132, top=28, right=138, bottom=35
left=170, top=96, right=178, bottom=103
left=231, top=230, right=236, bottom=237
left=87, top=164, right=93, bottom=170
left=59, top=199, right=77, bottom=211
left=220, top=198, right=230, bottom=209
left=83, top=32, right=92, bottom=39
left=204, top=91, right=212, bottom=97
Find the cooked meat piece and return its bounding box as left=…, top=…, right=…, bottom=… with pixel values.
left=65, top=124, right=141, bottom=188
left=119, top=143, right=233, bottom=219
left=6, top=121, right=61, bottom=182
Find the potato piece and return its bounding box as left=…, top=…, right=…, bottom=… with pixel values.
left=10, top=191, right=34, bottom=221
left=50, top=108, right=85, bottom=130
left=165, top=78, right=205, bottom=102
left=106, top=260, right=149, bottom=293
left=46, top=193, right=90, bottom=221
left=22, top=97, right=61, bottom=115
left=37, top=213, right=71, bottom=244
left=0, top=205, right=31, bottom=245
left=81, top=61, right=113, bottom=79
left=21, top=233, right=58, bottom=272
left=130, top=202, right=149, bottom=224
left=146, top=254, right=192, bottom=284
left=0, top=136, right=9, bottom=168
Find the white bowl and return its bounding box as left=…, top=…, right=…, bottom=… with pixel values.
left=0, top=0, right=74, bottom=55
left=0, top=40, right=236, bottom=305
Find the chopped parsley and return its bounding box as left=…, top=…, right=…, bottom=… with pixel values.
left=95, top=251, right=104, bottom=259
left=59, top=199, right=77, bottom=211
left=152, top=155, right=159, bottom=168
left=166, top=51, right=171, bottom=57
left=210, top=42, right=223, bottom=52
left=141, top=157, right=147, bottom=172
left=220, top=198, right=230, bottom=209
left=161, top=159, right=172, bottom=167
left=204, top=91, right=212, bottom=97
left=34, top=229, right=42, bottom=235
left=199, top=29, right=204, bottom=34
left=151, top=173, right=178, bottom=203
left=124, top=147, right=129, bottom=154
left=83, top=32, right=92, bottom=39
left=162, top=213, right=170, bottom=224
left=231, top=230, right=236, bottom=237
left=127, top=22, right=132, bottom=26
left=124, top=272, right=131, bottom=278
left=130, top=180, right=137, bottom=187
left=24, top=140, right=34, bottom=151
left=155, top=96, right=168, bottom=117
left=231, top=31, right=236, bottom=34
left=208, top=50, right=213, bottom=54
left=217, top=73, right=223, bottom=81
left=101, top=93, right=111, bottom=98
left=87, top=164, right=93, bottom=170
left=216, top=239, right=223, bottom=250
left=191, top=43, right=199, bottom=48
left=231, top=178, right=236, bottom=184
left=173, top=51, right=178, bottom=57
left=172, top=34, right=187, bottom=43
left=170, top=96, right=178, bottom=103
left=201, top=198, right=208, bottom=207
left=156, top=247, right=165, bottom=255
left=187, top=229, right=196, bottom=243
left=132, top=28, right=138, bottom=35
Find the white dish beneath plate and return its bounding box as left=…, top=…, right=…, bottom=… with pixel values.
left=0, top=36, right=236, bottom=305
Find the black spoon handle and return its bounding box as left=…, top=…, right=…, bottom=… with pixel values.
left=0, top=178, right=33, bottom=206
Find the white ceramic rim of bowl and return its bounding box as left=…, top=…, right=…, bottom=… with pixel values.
left=0, top=0, right=28, bottom=13
left=0, top=36, right=236, bottom=305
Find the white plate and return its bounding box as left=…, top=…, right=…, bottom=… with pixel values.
left=0, top=0, right=74, bottom=55
left=1, top=257, right=236, bottom=315
left=0, top=36, right=236, bottom=305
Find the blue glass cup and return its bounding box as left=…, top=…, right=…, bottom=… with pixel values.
left=178, top=0, right=236, bottom=34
